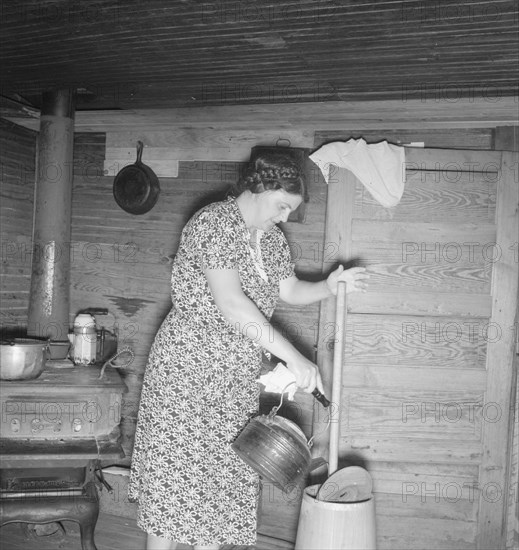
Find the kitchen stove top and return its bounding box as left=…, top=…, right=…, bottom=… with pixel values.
left=0, top=362, right=127, bottom=550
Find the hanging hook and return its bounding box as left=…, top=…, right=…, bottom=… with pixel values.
left=276, top=137, right=292, bottom=148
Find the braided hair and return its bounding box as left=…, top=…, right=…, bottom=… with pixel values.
left=230, top=151, right=308, bottom=202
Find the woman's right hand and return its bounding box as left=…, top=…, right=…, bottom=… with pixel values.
left=285, top=355, right=324, bottom=395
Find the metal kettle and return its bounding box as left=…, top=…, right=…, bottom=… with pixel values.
left=232, top=404, right=313, bottom=489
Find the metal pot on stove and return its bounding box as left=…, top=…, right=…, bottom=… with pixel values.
left=0, top=338, right=49, bottom=380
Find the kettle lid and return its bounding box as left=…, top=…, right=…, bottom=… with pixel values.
left=74, top=313, right=95, bottom=327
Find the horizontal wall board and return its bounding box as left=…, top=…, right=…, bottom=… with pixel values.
left=375, top=514, right=475, bottom=549
left=347, top=244, right=491, bottom=295
left=340, top=314, right=488, bottom=368
left=405, top=147, right=502, bottom=170
left=103, top=158, right=179, bottom=178
left=373, top=493, right=476, bottom=529
left=344, top=291, right=492, bottom=317
left=349, top=242, right=492, bottom=268
left=106, top=146, right=239, bottom=161
left=73, top=132, right=105, bottom=177
left=0, top=308, right=28, bottom=325
left=103, top=129, right=316, bottom=173
left=7, top=97, right=519, bottom=133
left=367, top=460, right=479, bottom=498
left=0, top=273, right=31, bottom=291
left=339, top=436, right=482, bottom=464
left=342, top=365, right=488, bottom=391
left=351, top=220, right=496, bottom=244
left=341, top=390, right=484, bottom=440
left=106, top=129, right=314, bottom=149
left=314, top=128, right=494, bottom=150
left=354, top=171, right=496, bottom=223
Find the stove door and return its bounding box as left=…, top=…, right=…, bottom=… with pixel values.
left=0, top=465, right=86, bottom=492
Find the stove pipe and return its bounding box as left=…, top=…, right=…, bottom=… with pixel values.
left=27, top=89, right=76, bottom=340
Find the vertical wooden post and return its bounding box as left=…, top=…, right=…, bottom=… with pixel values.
left=493, top=125, right=519, bottom=550
left=476, top=150, right=519, bottom=549
left=27, top=88, right=75, bottom=340
left=329, top=281, right=347, bottom=475
left=312, top=167, right=356, bottom=467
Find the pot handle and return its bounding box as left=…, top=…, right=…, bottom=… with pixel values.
left=136, top=141, right=144, bottom=164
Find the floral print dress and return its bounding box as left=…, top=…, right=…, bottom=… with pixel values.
left=128, top=197, right=295, bottom=546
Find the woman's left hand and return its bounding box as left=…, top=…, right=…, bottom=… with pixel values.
left=326, top=265, right=369, bottom=295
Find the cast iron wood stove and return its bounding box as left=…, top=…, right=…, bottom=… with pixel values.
left=0, top=362, right=127, bottom=550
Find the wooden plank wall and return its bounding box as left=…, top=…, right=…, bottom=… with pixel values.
left=69, top=126, right=500, bottom=545
left=3, top=117, right=516, bottom=548
left=68, top=127, right=496, bottom=462
left=0, top=119, right=36, bottom=333
left=314, top=146, right=518, bottom=550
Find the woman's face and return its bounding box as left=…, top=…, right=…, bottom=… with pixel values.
left=252, top=189, right=303, bottom=231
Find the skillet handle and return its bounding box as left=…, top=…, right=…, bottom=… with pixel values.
left=136, top=141, right=144, bottom=164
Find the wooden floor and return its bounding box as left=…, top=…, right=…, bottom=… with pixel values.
left=0, top=512, right=294, bottom=550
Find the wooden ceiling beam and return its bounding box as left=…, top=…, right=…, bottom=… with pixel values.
left=4, top=97, right=518, bottom=133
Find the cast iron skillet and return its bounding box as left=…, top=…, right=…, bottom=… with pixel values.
left=113, top=141, right=160, bottom=215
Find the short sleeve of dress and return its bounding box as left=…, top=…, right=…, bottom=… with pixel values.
left=263, top=226, right=295, bottom=282
left=189, top=206, right=238, bottom=270
left=277, top=231, right=295, bottom=280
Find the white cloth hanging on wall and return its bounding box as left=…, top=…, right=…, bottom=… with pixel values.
left=310, top=138, right=407, bottom=208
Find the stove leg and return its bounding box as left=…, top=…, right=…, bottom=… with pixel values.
left=79, top=521, right=98, bottom=550
left=0, top=482, right=100, bottom=550
left=78, top=482, right=99, bottom=550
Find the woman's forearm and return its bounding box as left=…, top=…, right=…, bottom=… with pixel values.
left=205, top=267, right=326, bottom=392
left=280, top=266, right=369, bottom=305
left=217, top=292, right=323, bottom=391
left=217, top=292, right=304, bottom=364
left=280, top=278, right=332, bottom=305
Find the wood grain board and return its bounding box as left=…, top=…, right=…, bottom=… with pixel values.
left=0, top=120, right=37, bottom=329
left=2, top=119, right=518, bottom=549
left=476, top=151, right=519, bottom=548
left=6, top=97, right=519, bottom=132
left=315, top=146, right=518, bottom=549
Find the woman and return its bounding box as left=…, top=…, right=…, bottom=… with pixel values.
left=128, top=151, right=368, bottom=550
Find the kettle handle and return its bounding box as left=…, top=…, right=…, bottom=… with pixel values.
left=267, top=405, right=280, bottom=420
left=267, top=381, right=295, bottom=419
left=80, top=307, right=108, bottom=316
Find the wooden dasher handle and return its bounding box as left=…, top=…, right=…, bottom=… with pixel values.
left=328, top=280, right=347, bottom=475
